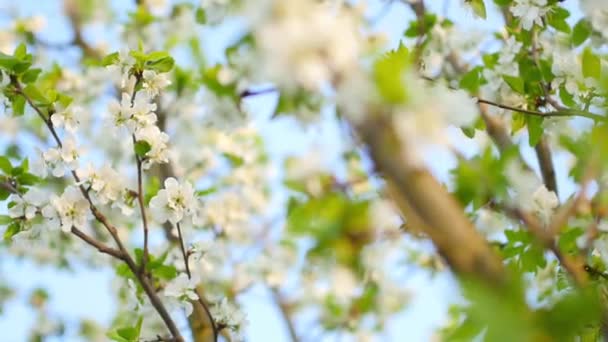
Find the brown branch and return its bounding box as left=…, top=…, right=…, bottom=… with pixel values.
left=176, top=223, right=191, bottom=279
left=63, top=0, right=103, bottom=60
left=71, top=226, right=124, bottom=259
left=15, top=78, right=184, bottom=341
left=507, top=207, right=588, bottom=285
left=0, top=179, right=19, bottom=195
left=535, top=138, right=558, bottom=195
left=128, top=73, right=151, bottom=272
left=354, top=113, right=506, bottom=286
left=272, top=289, right=299, bottom=342
left=529, top=29, right=559, bottom=197
left=475, top=98, right=605, bottom=121
left=154, top=100, right=217, bottom=342
left=135, top=153, right=150, bottom=272
left=175, top=222, right=218, bottom=341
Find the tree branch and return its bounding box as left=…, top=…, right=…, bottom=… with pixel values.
left=272, top=289, right=299, bottom=342
left=154, top=100, right=218, bottom=342
left=475, top=98, right=606, bottom=122
left=14, top=78, right=184, bottom=341
left=71, top=226, right=124, bottom=260
left=353, top=113, right=506, bottom=286
left=535, top=138, right=558, bottom=195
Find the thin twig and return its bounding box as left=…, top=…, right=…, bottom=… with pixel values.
left=15, top=77, right=184, bottom=341
left=71, top=226, right=124, bottom=259
left=530, top=28, right=559, bottom=196
left=272, top=289, right=299, bottom=342
left=135, top=152, right=150, bottom=272
left=126, top=73, right=151, bottom=272
left=155, top=99, right=218, bottom=342
left=175, top=223, right=191, bottom=279
left=475, top=98, right=606, bottom=121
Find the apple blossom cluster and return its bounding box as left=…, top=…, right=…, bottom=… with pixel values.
left=252, top=0, right=365, bottom=92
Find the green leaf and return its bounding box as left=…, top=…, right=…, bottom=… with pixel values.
left=502, top=75, right=525, bottom=94
left=13, top=43, right=27, bottom=60
left=195, top=187, right=218, bottom=197
left=461, top=126, right=476, bottom=138
left=572, top=19, right=592, bottom=46
left=22, top=84, right=49, bottom=105
left=511, top=112, right=526, bottom=133
left=153, top=265, right=177, bottom=280
left=582, top=48, right=601, bottom=80
left=0, top=156, right=12, bottom=174
left=20, top=68, right=41, bottom=83
left=146, top=56, right=174, bottom=73
left=526, top=115, right=543, bottom=147
left=0, top=53, right=19, bottom=71
left=3, top=222, right=20, bottom=241
left=558, top=83, right=576, bottom=107
left=468, top=0, right=486, bottom=19
left=222, top=153, right=244, bottom=167
left=134, top=141, right=151, bottom=158
left=459, top=66, right=482, bottom=93
left=558, top=227, right=584, bottom=255
left=373, top=44, right=410, bottom=104
left=0, top=189, right=9, bottom=201
left=101, top=52, right=120, bottom=66
left=546, top=7, right=571, bottom=34
left=11, top=95, right=25, bottom=116
left=17, top=172, right=39, bottom=186
left=0, top=215, right=11, bottom=225
left=10, top=166, right=23, bottom=176
left=196, top=8, right=207, bottom=24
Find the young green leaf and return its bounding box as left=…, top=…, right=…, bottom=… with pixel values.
left=582, top=48, right=601, bottom=80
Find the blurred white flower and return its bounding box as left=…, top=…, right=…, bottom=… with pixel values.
left=44, top=186, right=89, bottom=232
left=149, top=177, right=197, bottom=224
left=511, top=0, right=548, bottom=30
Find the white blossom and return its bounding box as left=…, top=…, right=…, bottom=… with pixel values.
left=50, top=103, right=82, bottom=133
left=255, top=0, right=363, bottom=91
left=163, top=273, right=199, bottom=316
left=76, top=163, right=125, bottom=205
left=210, top=298, right=247, bottom=340
left=580, top=0, right=608, bottom=37
left=44, top=186, right=89, bottom=232
left=149, top=177, right=197, bottom=224
left=8, top=188, right=47, bottom=220
left=531, top=185, right=559, bottom=225
left=142, top=70, right=171, bottom=97
left=510, top=0, right=549, bottom=30
left=134, top=125, right=170, bottom=168
left=37, top=138, right=80, bottom=178
left=108, top=92, right=134, bottom=130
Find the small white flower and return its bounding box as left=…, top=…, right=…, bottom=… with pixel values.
left=39, top=138, right=80, bottom=178
left=46, top=186, right=89, bottom=232
left=108, top=93, right=133, bottom=130
left=130, top=92, right=158, bottom=131
left=8, top=188, right=47, bottom=220
left=498, top=36, right=522, bottom=65
left=149, top=177, right=197, bottom=224
left=510, top=0, right=549, bottom=30
left=210, top=298, right=248, bottom=340
left=163, top=273, right=199, bottom=316
left=76, top=163, right=125, bottom=205
left=531, top=185, right=559, bottom=224
left=142, top=70, right=171, bottom=97
left=51, top=103, right=82, bottom=133
left=134, top=125, right=170, bottom=168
